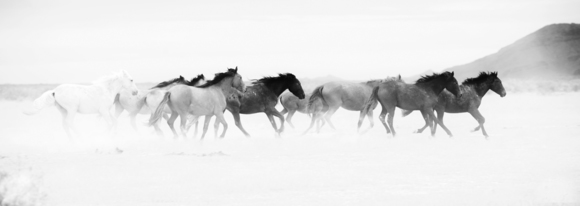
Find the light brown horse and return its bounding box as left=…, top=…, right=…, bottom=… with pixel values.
left=303, top=76, right=401, bottom=134
left=148, top=68, right=245, bottom=139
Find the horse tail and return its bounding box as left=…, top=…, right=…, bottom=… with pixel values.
left=361, top=86, right=379, bottom=115
left=308, top=86, right=327, bottom=110
left=148, top=92, right=170, bottom=126
left=24, top=90, right=55, bottom=115
left=401, top=110, right=413, bottom=117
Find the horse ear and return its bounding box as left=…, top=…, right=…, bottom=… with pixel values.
left=235, top=66, right=238, bottom=73
left=179, top=75, right=184, bottom=80
left=492, top=72, right=498, bottom=77
left=450, top=71, right=454, bottom=77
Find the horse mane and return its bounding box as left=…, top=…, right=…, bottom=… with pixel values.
left=150, top=76, right=188, bottom=89
left=365, top=75, right=403, bottom=84
left=462, top=72, right=498, bottom=85
left=196, top=68, right=238, bottom=88
left=186, top=74, right=205, bottom=86
left=253, top=73, right=296, bottom=85
left=415, top=72, right=451, bottom=85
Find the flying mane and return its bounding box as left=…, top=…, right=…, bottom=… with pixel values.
left=196, top=68, right=238, bottom=88
left=151, top=76, right=188, bottom=89
left=253, top=73, right=296, bottom=85
left=415, top=72, right=452, bottom=85
left=462, top=72, right=497, bottom=85
left=186, top=74, right=205, bottom=86
left=365, top=75, right=403, bottom=84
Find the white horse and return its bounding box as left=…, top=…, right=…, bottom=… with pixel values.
left=25, top=70, right=139, bottom=138
left=114, top=75, right=206, bottom=135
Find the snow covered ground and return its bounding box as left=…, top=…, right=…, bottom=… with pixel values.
left=1, top=92, right=579, bottom=205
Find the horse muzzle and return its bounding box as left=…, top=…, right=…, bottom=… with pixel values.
left=500, top=91, right=507, bottom=97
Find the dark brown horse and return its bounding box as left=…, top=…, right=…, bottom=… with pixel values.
left=225, top=73, right=305, bottom=137
left=402, top=72, right=506, bottom=138
left=362, top=72, right=460, bottom=137
left=303, top=76, right=401, bottom=134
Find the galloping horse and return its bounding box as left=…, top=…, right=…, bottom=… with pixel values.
left=148, top=68, right=245, bottom=139
left=224, top=73, right=305, bottom=137
left=362, top=72, right=460, bottom=137
left=279, top=92, right=327, bottom=129
left=25, top=70, right=139, bottom=138
left=303, top=76, right=401, bottom=134
left=402, top=72, right=506, bottom=137
left=114, top=75, right=205, bottom=134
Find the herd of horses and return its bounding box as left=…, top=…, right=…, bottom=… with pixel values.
left=25, top=67, right=507, bottom=140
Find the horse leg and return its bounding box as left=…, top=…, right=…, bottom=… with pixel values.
left=302, top=112, right=319, bottom=135
left=186, top=115, right=200, bottom=138
left=230, top=109, right=250, bottom=137
left=286, top=110, right=296, bottom=129
left=386, top=107, right=397, bottom=137
left=324, top=106, right=339, bottom=130
left=270, top=109, right=286, bottom=134
left=213, top=116, right=220, bottom=138
left=179, top=114, right=188, bottom=139
left=378, top=106, right=391, bottom=135
left=433, top=109, right=445, bottom=134
left=65, top=109, right=80, bottom=139
left=357, top=110, right=366, bottom=133
left=428, top=109, right=453, bottom=137
left=166, top=112, right=179, bottom=138
left=56, top=105, right=73, bottom=140
left=469, top=109, right=487, bottom=138
left=215, top=113, right=228, bottom=138
left=100, top=109, right=116, bottom=136
left=414, top=111, right=429, bottom=133
left=200, top=115, right=212, bottom=139
left=129, top=112, right=139, bottom=133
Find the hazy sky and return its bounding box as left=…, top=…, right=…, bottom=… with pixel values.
left=1, top=0, right=578, bottom=84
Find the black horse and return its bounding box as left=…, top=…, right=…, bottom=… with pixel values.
left=362, top=71, right=461, bottom=137
left=225, top=73, right=305, bottom=137
left=402, top=72, right=506, bottom=138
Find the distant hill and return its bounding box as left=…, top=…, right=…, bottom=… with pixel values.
left=442, top=23, right=580, bottom=80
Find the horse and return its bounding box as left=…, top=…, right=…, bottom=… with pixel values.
left=401, top=72, right=506, bottom=138
left=279, top=91, right=329, bottom=133
left=361, top=71, right=460, bottom=137
left=303, top=76, right=401, bottom=134
left=114, top=75, right=206, bottom=134
left=279, top=91, right=327, bottom=129
left=148, top=67, right=245, bottom=139
left=223, top=73, right=305, bottom=137
left=24, top=70, right=139, bottom=139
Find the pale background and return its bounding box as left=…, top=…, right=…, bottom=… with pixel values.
left=1, top=0, right=579, bottom=83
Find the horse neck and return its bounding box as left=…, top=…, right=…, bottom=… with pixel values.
left=213, top=77, right=239, bottom=96
left=95, top=78, right=124, bottom=99
left=417, top=80, right=445, bottom=95
left=471, top=81, right=492, bottom=97
left=263, top=81, right=288, bottom=97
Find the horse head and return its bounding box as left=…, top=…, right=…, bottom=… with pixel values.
left=230, top=67, right=246, bottom=93
left=443, top=71, right=461, bottom=98
left=489, top=72, right=506, bottom=97
left=120, top=70, right=139, bottom=95
left=284, top=73, right=306, bottom=99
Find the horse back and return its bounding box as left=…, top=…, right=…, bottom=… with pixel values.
left=440, top=86, right=482, bottom=113
left=53, top=84, right=113, bottom=113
